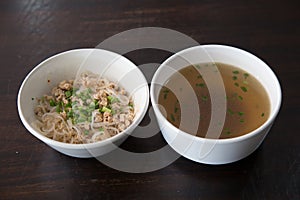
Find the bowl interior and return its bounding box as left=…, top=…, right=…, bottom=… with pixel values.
left=18, top=48, right=149, bottom=147
left=151, top=45, right=281, bottom=139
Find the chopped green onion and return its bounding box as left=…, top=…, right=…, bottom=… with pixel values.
left=77, top=116, right=87, bottom=123
left=84, top=130, right=89, bottom=135
left=196, top=83, right=205, bottom=88
left=65, top=101, right=72, bottom=108
left=244, top=73, right=249, bottom=79
left=261, top=112, right=265, bottom=117
left=174, top=107, right=179, bottom=113
left=163, top=88, right=170, bottom=99
left=233, top=70, right=239, bottom=74
left=94, top=100, right=99, bottom=109
left=227, top=108, right=234, bottom=115
left=170, top=114, right=175, bottom=122
left=49, top=99, right=56, bottom=106
left=101, top=106, right=111, bottom=113
left=89, top=101, right=95, bottom=109
left=201, top=95, right=208, bottom=101
left=163, top=89, right=169, bottom=93
left=234, top=82, right=239, bottom=87
left=65, top=90, right=72, bottom=98
left=238, top=95, right=243, bottom=101
left=67, top=111, right=73, bottom=119
left=232, top=76, right=237, bottom=80
left=195, top=64, right=201, bottom=69
left=238, top=111, right=244, bottom=116
left=111, top=109, right=116, bottom=115
left=164, top=93, right=168, bottom=100
left=224, top=128, right=231, bottom=135
left=87, top=88, right=93, bottom=93
left=108, top=96, right=119, bottom=103
left=241, top=86, right=248, bottom=92
left=56, top=104, right=61, bottom=113
left=107, top=96, right=113, bottom=101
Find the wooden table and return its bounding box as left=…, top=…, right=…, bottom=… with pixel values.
left=0, top=0, right=299, bottom=199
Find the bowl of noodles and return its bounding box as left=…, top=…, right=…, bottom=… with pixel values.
left=18, top=49, right=149, bottom=158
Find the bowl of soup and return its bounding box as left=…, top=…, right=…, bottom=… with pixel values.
left=18, top=48, right=149, bottom=158
left=150, top=44, right=281, bottom=164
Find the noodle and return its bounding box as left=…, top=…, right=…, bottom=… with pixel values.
left=32, top=71, right=135, bottom=144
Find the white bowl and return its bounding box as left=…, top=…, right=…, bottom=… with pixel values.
left=18, top=49, right=149, bottom=158
left=150, top=45, right=282, bottom=164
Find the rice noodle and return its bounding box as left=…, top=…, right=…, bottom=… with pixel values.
left=32, top=71, right=135, bottom=144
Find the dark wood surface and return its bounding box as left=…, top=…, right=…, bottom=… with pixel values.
left=0, top=0, right=299, bottom=199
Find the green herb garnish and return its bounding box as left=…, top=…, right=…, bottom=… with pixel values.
left=233, top=70, right=239, bottom=74
left=241, top=86, right=248, bottom=92
left=238, top=111, right=244, bottom=116
left=195, top=64, right=201, bottom=69
left=65, top=90, right=72, bottom=98
left=164, top=93, right=168, bottom=100
left=174, top=107, right=179, bottom=113
left=232, top=76, right=237, bottom=80
left=224, top=128, right=231, bottom=135
left=101, top=106, right=111, bottom=113
left=201, top=95, right=208, bottom=101
left=261, top=112, right=265, bottom=117
left=67, top=110, right=73, bottom=119
left=128, top=102, right=134, bottom=108
left=107, top=96, right=119, bottom=103
left=227, top=108, right=234, bottom=115
left=170, top=114, right=175, bottom=122
left=163, top=89, right=169, bottom=100
left=65, top=101, right=72, bottom=108
left=56, top=104, right=62, bottom=113
left=196, top=83, right=205, bottom=88
left=234, top=82, right=239, bottom=87
left=94, top=100, right=99, bottom=109
left=163, top=88, right=170, bottom=93
left=49, top=99, right=56, bottom=107
left=84, top=130, right=89, bottom=135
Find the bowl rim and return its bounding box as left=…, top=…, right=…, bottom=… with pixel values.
left=150, top=44, right=282, bottom=144
left=17, top=48, right=149, bottom=149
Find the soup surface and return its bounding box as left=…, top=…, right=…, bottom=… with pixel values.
left=158, top=62, right=270, bottom=139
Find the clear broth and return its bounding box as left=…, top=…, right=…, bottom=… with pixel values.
left=158, top=62, right=270, bottom=139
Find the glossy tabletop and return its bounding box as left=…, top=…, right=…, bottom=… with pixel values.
left=0, top=0, right=299, bottom=199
